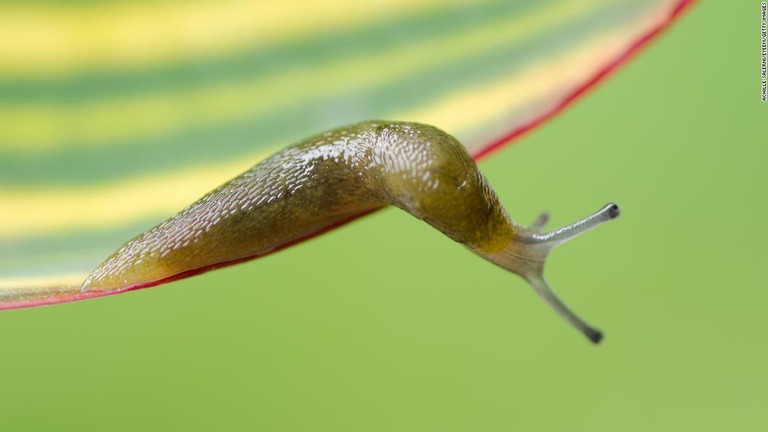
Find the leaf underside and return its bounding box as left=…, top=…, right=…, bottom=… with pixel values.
left=0, top=0, right=695, bottom=310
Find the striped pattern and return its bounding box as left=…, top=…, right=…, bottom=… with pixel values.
left=0, top=0, right=693, bottom=308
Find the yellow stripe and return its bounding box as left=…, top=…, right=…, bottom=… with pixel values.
left=0, top=274, right=84, bottom=290
left=0, top=0, right=459, bottom=78
left=0, top=0, right=609, bottom=151
left=0, top=20, right=655, bottom=242
left=0, top=152, right=269, bottom=241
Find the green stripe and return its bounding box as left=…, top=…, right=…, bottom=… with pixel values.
left=0, top=0, right=543, bottom=104
left=0, top=2, right=642, bottom=186
left=0, top=218, right=164, bottom=277
left=0, top=218, right=158, bottom=277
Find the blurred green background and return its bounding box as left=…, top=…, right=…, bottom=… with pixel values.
left=1, top=1, right=765, bottom=431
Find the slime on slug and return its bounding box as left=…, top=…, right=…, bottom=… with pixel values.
left=82, top=121, right=619, bottom=343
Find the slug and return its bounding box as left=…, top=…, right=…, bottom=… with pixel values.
left=82, top=121, right=619, bottom=343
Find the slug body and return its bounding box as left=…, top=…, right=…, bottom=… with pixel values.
left=83, top=121, right=618, bottom=343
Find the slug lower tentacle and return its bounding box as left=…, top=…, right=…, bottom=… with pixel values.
left=82, top=121, right=619, bottom=343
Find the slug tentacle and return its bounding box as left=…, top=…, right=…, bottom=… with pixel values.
left=528, top=212, right=551, bottom=231
left=81, top=120, right=619, bottom=343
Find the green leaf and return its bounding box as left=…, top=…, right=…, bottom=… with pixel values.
left=0, top=0, right=695, bottom=309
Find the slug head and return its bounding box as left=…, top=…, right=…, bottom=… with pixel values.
left=484, top=203, right=621, bottom=344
